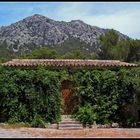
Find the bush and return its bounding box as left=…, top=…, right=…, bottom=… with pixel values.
left=0, top=66, right=138, bottom=127
left=72, top=69, right=136, bottom=126
left=72, top=104, right=98, bottom=127
left=30, top=114, right=46, bottom=128
left=0, top=67, right=61, bottom=126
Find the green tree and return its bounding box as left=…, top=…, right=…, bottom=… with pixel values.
left=110, top=40, right=130, bottom=61
left=99, top=29, right=140, bottom=63
left=20, top=47, right=58, bottom=59
left=99, top=29, right=120, bottom=59
left=60, top=50, right=87, bottom=59
left=126, top=39, right=140, bottom=63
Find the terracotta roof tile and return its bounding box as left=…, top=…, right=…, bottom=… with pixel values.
left=2, top=59, right=138, bottom=68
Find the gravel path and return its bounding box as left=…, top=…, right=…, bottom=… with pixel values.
left=0, top=128, right=44, bottom=138
left=0, top=127, right=140, bottom=138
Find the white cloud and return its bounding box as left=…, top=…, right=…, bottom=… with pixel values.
left=56, top=3, right=93, bottom=21
left=83, top=10, right=140, bottom=39
left=56, top=3, right=140, bottom=39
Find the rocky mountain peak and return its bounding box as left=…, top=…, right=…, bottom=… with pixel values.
left=70, top=20, right=85, bottom=24
left=22, top=14, right=53, bottom=23
left=0, top=14, right=128, bottom=53
left=31, top=14, right=46, bottom=18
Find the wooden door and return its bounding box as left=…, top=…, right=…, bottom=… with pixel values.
left=61, top=80, right=76, bottom=115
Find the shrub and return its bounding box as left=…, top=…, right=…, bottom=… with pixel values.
left=30, top=114, right=46, bottom=128
left=0, top=67, right=61, bottom=126
left=0, top=66, right=138, bottom=127
left=72, top=69, right=136, bottom=127
left=72, top=104, right=98, bottom=127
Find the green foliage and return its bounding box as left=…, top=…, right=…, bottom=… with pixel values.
left=0, top=37, right=99, bottom=62
left=0, top=65, right=138, bottom=127
left=0, top=67, right=61, bottom=126
left=131, top=67, right=140, bottom=88
left=126, top=39, right=140, bottom=62
left=72, top=69, right=136, bottom=126
left=99, top=29, right=120, bottom=59
left=0, top=41, right=19, bottom=62
left=20, top=47, right=58, bottom=59
left=54, top=37, right=97, bottom=56
left=19, top=38, right=98, bottom=60
left=110, top=40, right=130, bottom=61
left=30, top=114, right=46, bottom=128
left=73, top=104, right=98, bottom=127
left=0, top=32, right=140, bottom=64
left=60, top=50, right=87, bottom=59
left=99, top=30, right=140, bottom=63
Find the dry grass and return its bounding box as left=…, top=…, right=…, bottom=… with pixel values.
left=0, top=123, right=29, bottom=129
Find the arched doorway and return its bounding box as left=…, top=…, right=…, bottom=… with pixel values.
left=61, top=80, right=77, bottom=115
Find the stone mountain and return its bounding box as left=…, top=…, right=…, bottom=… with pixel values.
left=0, top=14, right=128, bottom=53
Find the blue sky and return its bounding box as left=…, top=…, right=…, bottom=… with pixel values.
left=0, top=2, right=140, bottom=39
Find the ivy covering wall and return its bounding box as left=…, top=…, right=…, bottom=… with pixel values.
left=72, top=69, right=137, bottom=127
left=0, top=67, right=62, bottom=127
left=0, top=66, right=139, bottom=127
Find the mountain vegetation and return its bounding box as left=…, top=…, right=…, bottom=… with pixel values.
left=99, top=30, right=140, bottom=63
left=0, top=29, right=140, bottom=64
left=0, top=14, right=133, bottom=63
left=3, top=30, right=137, bottom=65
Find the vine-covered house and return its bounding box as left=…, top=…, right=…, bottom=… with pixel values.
left=1, top=59, right=139, bottom=127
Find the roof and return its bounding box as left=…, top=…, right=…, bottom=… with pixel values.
left=2, top=59, right=138, bottom=68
